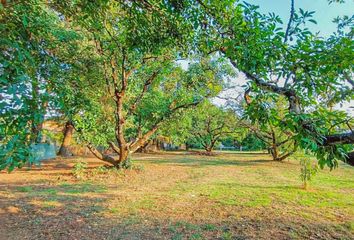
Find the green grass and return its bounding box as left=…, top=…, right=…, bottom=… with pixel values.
left=109, top=196, right=157, bottom=215
left=59, top=182, right=107, bottom=194
left=163, top=156, right=353, bottom=207
left=3, top=152, right=354, bottom=239
left=16, top=186, right=33, bottom=192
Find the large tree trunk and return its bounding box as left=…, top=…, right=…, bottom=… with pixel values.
left=118, top=145, right=129, bottom=164
left=88, top=125, right=159, bottom=168
left=58, top=121, right=74, bottom=157
left=136, top=141, right=150, bottom=153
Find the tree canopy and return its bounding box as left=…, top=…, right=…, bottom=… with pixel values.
left=1, top=0, right=353, bottom=170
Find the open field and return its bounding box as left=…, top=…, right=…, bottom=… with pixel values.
left=0, top=151, right=353, bottom=240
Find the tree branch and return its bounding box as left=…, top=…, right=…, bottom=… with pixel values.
left=87, top=144, right=117, bottom=166
left=127, top=70, right=160, bottom=115
left=324, top=131, right=354, bottom=145
left=284, top=0, right=295, bottom=43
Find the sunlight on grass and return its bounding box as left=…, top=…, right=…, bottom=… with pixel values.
left=59, top=182, right=107, bottom=194
left=109, top=196, right=157, bottom=215
left=2, top=153, right=353, bottom=239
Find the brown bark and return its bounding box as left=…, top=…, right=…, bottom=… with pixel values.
left=270, top=145, right=295, bottom=161
left=87, top=144, right=117, bottom=166
left=268, top=128, right=295, bottom=161
left=58, top=121, right=74, bottom=157
left=204, top=137, right=219, bottom=153
left=114, top=90, right=128, bottom=160
left=111, top=53, right=129, bottom=166
left=324, top=132, right=354, bottom=146
left=205, top=146, right=213, bottom=152
left=137, top=141, right=150, bottom=153
left=270, top=145, right=279, bottom=161
left=130, top=125, right=159, bottom=153
left=276, top=151, right=295, bottom=161
left=108, top=141, right=120, bottom=154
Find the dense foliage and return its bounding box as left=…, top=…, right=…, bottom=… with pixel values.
left=162, top=101, right=243, bottom=152
left=0, top=1, right=81, bottom=170
left=1, top=0, right=353, bottom=170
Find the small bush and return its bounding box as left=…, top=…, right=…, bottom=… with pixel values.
left=300, top=157, right=318, bottom=190
left=72, top=160, right=88, bottom=179
left=120, top=157, right=133, bottom=169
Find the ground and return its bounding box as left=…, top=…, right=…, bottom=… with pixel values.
left=0, top=151, right=353, bottom=240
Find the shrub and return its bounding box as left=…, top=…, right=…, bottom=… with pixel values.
left=72, top=159, right=88, bottom=179
left=300, top=157, right=318, bottom=190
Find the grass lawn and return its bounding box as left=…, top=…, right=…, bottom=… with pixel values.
left=0, top=151, right=353, bottom=239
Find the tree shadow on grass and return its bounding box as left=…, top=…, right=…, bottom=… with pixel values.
left=0, top=182, right=114, bottom=240
left=139, top=157, right=281, bottom=167
left=103, top=216, right=354, bottom=240
left=0, top=181, right=352, bottom=240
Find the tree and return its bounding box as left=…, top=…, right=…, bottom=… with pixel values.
left=162, top=101, right=242, bottom=153
left=244, top=122, right=296, bottom=161
left=73, top=57, right=223, bottom=167
left=0, top=1, right=81, bottom=170
left=240, top=133, right=267, bottom=151
left=2, top=0, right=353, bottom=171
left=50, top=1, right=228, bottom=168
left=188, top=101, right=241, bottom=153
left=241, top=97, right=297, bottom=161
left=58, top=121, right=75, bottom=157
left=183, top=0, right=354, bottom=168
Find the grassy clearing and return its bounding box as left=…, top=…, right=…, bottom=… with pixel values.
left=0, top=151, right=353, bottom=239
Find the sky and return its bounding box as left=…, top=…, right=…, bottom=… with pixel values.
left=248, top=0, right=354, bottom=37
left=214, top=0, right=354, bottom=115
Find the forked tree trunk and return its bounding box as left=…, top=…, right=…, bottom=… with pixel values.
left=58, top=121, right=74, bottom=157
left=204, top=141, right=216, bottom=155
left=87, top=126, right=160, bottom=168
left=85, top=38, right=203, bottom=169
left=270, top=144, right=295, bottom=161
left=270, top=144, right=279, bottom=161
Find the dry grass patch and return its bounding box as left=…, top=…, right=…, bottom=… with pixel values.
left=0, top=151, right=353, bottom=239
